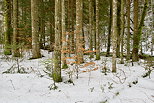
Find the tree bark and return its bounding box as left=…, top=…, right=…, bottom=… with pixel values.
left=126, top=0, right=130, bottom=60
left=116, top=0, right=121, bottom=58
left=31, top=0, right=41, bottom=58
left=112, top=0, right=117, bottom=72
left=132, top=0, right=148, bottom=61
left=89, top=0, right=93, bottom=58
left=49, top=0, right=55, bottom=52
left=13, top=0, right=20, bottom=57
left=61, top=0, right=68, bottom=69
left=95, top=0, right=100, bottom=60
left=4, top=0, right=12, bottom=55
left=53, top=0, right=62, bottom=82
left=106, top=0, right=112, bottom=57
left=120, top=0, right=124, bottom=64
left=76, top=0, right=84, bottom=64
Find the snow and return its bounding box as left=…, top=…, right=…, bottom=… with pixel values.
left=0, top=50, right=154, bottom=103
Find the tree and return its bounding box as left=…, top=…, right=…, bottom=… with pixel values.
left=95, top=0, right=100, bottom=60
left=126, top=0, right=130, bottom=60
left=116, top=0, right=121, bottom=58
left=49, top=0, right=55, bottom=52
left=70, top=0, right=75, bottom=52
left=31, top=0, right=41, bottom=59
left=132, top=0, right=148, bottom=61
left=53, top=0, right=62, bottom=82
left=39, top=0, right=45, bottom=49
left=112, top=0, right=117, bottom=72
left=120, top=0, right=124, bottom=64
left=4, top=0, right=12, bottom=55
left=132, top=0, right=139, bottom=61
left=89, top=0, right=93, bottom=58
left=106, top=0, right=112, bottom=57
left=12, top=0, right=20, bottom=57
left=76, top=0, right=84, bottom=64
left=61, top=0, right=68, bottom=69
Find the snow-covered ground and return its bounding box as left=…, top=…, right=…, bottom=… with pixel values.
left=0, top=50, right=154, bottom=103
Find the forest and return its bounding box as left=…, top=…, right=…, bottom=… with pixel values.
left=0, top=0, right=154, bottom=103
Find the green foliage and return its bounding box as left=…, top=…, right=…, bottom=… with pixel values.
left=96, top=54, right=101, bottom=60
left=62, top=63, right=68, bottom=69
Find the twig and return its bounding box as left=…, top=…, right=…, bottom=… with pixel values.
left=9, top=80, right=15, bottom=90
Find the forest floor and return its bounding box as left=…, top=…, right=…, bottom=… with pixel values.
left=0, top=50, right=154, bottom=103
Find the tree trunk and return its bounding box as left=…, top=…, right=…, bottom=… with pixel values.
left=39, top=0, right=45, bottom=49
left=13, top=0, right=20, bottom=57
left=70, top=0, right=75, bottom=53
left=31, top=0, right=41, bottom=58
left=132, top=0, right=139, bottom=61
left=49, top=0, right=55, bottom=52
left=120, top=0, right=124, bottom=64
left=61, top=0, right=68, bottom=69
left=132, top=0, right=148, bottom=61
left=126, top=0, right=130, bottom=60
left=89, top=0, right=93, bottom=58
left=76, top=0, right=84, bottom=64
left=112, top=0, right=117, bottom=72
left=95, top=0, right=100, bottom=60
left=106, top=0, right=112, bottom=57
left=53, top=0, right=62, bottom=82
left=4, top=0, right=12, bottom=55
left=116, top=0, right=121, bottom=58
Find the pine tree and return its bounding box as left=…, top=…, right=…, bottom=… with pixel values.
left=95, top=0, right=100, bottom=60
left=61, top=0, right=68, bottom=69
left=53, top=0, right=62, bottom=82
left=106, top=0, right=112, bottom=57
left=4, top=0, right=12, bottom=55
left=116, top=0, right=121, bottom=58
left=126, top=0, right=130, bottom=60
left=76, top=0, right=84, bottom=64
left=89, top=0, right=93, bottom=58
left=120, top=0, right=124, bottom=64
left=112, top=0, right=117, bottom=72
left=31, top=0, right=41, bottom=59
left=12, top=0, right=20, bottom=57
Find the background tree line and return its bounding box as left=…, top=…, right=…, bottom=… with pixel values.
left=0, top=0, right=153, bottom=82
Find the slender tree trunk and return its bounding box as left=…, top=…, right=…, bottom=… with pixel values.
left=89, top=0, right=93, bottom=58
left=4, top=0, right=12, bottom=55
left=39, top=0, right=45, bottom=49
left=31, top=0, right=41, bottom=58
left=120, top=0, right=124, bottom=64
left=116, top=0, right=121, bottom=58
left=76, top=0, right=84, bottom=64
left=92, top=0, right=96, bottom=51
left=13, top=0, right=20, bottom=57
left=106, top=0, right=112, bottom=57
left=61, top=0, right=68, bottom=69
left=70, top=0, right=75, bottom=53
left=151, top=0, right=154, bottom=55
left=112, top=0, right=117, bottom=72
left=132, top=0, right=148, bottom=61
left=53, top=0, right=62, bottom=82
left=95, top=0, right=100, bottom=60
left=126, top=0, right=130, bottom=60
left=49, top=0, right=55, bottom=52
left=132, top=0, right=139, bottom=61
